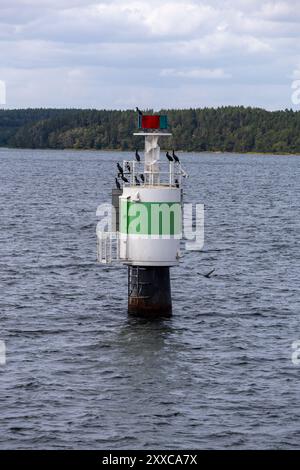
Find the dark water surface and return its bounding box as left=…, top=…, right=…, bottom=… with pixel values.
left=0, top=148, right=299, bottom=449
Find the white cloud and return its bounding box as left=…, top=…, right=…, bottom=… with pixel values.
left=260, top=1, right=300, bottom=21
left=143, top=2, right=218, bottom=37
left=0, top=0, right=299, bottom=109
left=161, top=68, right=231, bottom=79
left=292, top=66, right=300, bottom=79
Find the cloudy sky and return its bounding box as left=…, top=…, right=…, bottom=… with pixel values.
left=1, top=0, right=300, bottom=110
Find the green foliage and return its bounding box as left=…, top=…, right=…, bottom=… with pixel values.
left=0, top=107, right=300, bottom=153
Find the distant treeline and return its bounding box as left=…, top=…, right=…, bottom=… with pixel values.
left=1, top=107, right=300, bottom=153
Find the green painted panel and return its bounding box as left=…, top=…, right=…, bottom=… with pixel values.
left=120, top=201, right=181, bottom=235
left=159, top=115, right=168, bottom=129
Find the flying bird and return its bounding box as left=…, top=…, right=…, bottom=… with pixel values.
left=115, top=178, right=121, bottom=190
left=117, top=162, right=123, bottom=176
left=172, top=150, right=180, bottom=164
left=121, top=175, right=129, bottom=183
left=136, top=107, right=143, bottom=116
left=203, top=269, right=215, bottom=278
left=135, top=150, right=141, bottom=162
left=166, top=151, right=173, bottom=162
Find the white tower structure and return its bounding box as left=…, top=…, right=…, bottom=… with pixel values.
left=97, top=112, right=186, bottom=317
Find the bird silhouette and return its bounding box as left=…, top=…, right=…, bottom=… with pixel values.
left=203, top=269, right=215, bottom=278
left=126, top=162, right=131, bottom=172
left=135, top=150, right=141, bottom=162
left=135, top=176, right=140, bottom=185
left=117, top=163, right=123, bottom=176
left=136, top=107, right=143, bottom=116
left=166, top=151, right=173, bottom=162
left=121, top=175, right=129, bottom=183
left=172, top=150, right=180, bottom=163
left=175, top=178, right=179, bottom=188
left=140, top=174, right=145, bottom=183
left=115, top=178, right=121, bottom=190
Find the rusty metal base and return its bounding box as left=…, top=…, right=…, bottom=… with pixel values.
left=128, top=266, right=172, bottom=318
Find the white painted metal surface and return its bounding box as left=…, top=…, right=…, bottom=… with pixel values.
left=119, top=186, right=181, bottom=266
left=97, top=128, right=185, bottom=266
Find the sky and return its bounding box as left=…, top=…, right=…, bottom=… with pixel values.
left=1, top=0, right=300, bottom=110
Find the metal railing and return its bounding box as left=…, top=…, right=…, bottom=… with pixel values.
left=121, top=160, right=187, bottom=188
left=96, top=231, right=119, bottom=264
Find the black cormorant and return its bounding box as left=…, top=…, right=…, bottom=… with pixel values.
left=117, top=162, right=123, bottom=176
left=172, top=150, right=180, bottom=164
left=135, top=150, right=141, bottom=162
left=121, top=175, right=129, bottom=183
left=204, top=269, right=215, bottom=278
left=166, top=151, right=173, bottom=162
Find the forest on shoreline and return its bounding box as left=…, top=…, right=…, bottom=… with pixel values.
left=0, top=106, right=300, bottom=154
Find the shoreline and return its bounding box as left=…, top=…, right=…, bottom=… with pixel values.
left=0, top=147, right=299, bottom=156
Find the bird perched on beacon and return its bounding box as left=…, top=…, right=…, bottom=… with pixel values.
left=172, top=150, right=180, bottom=164
left=121, top=174, right=129, bottom=183
left=136, top=107, right=143, bottom=116
left=135, top=150, right=141, bottom=162
left=117, top=162, right=123, bottom=176
left=115, top=177, right=121, bottom=190
left=166, top=151, right=173, bottom=162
